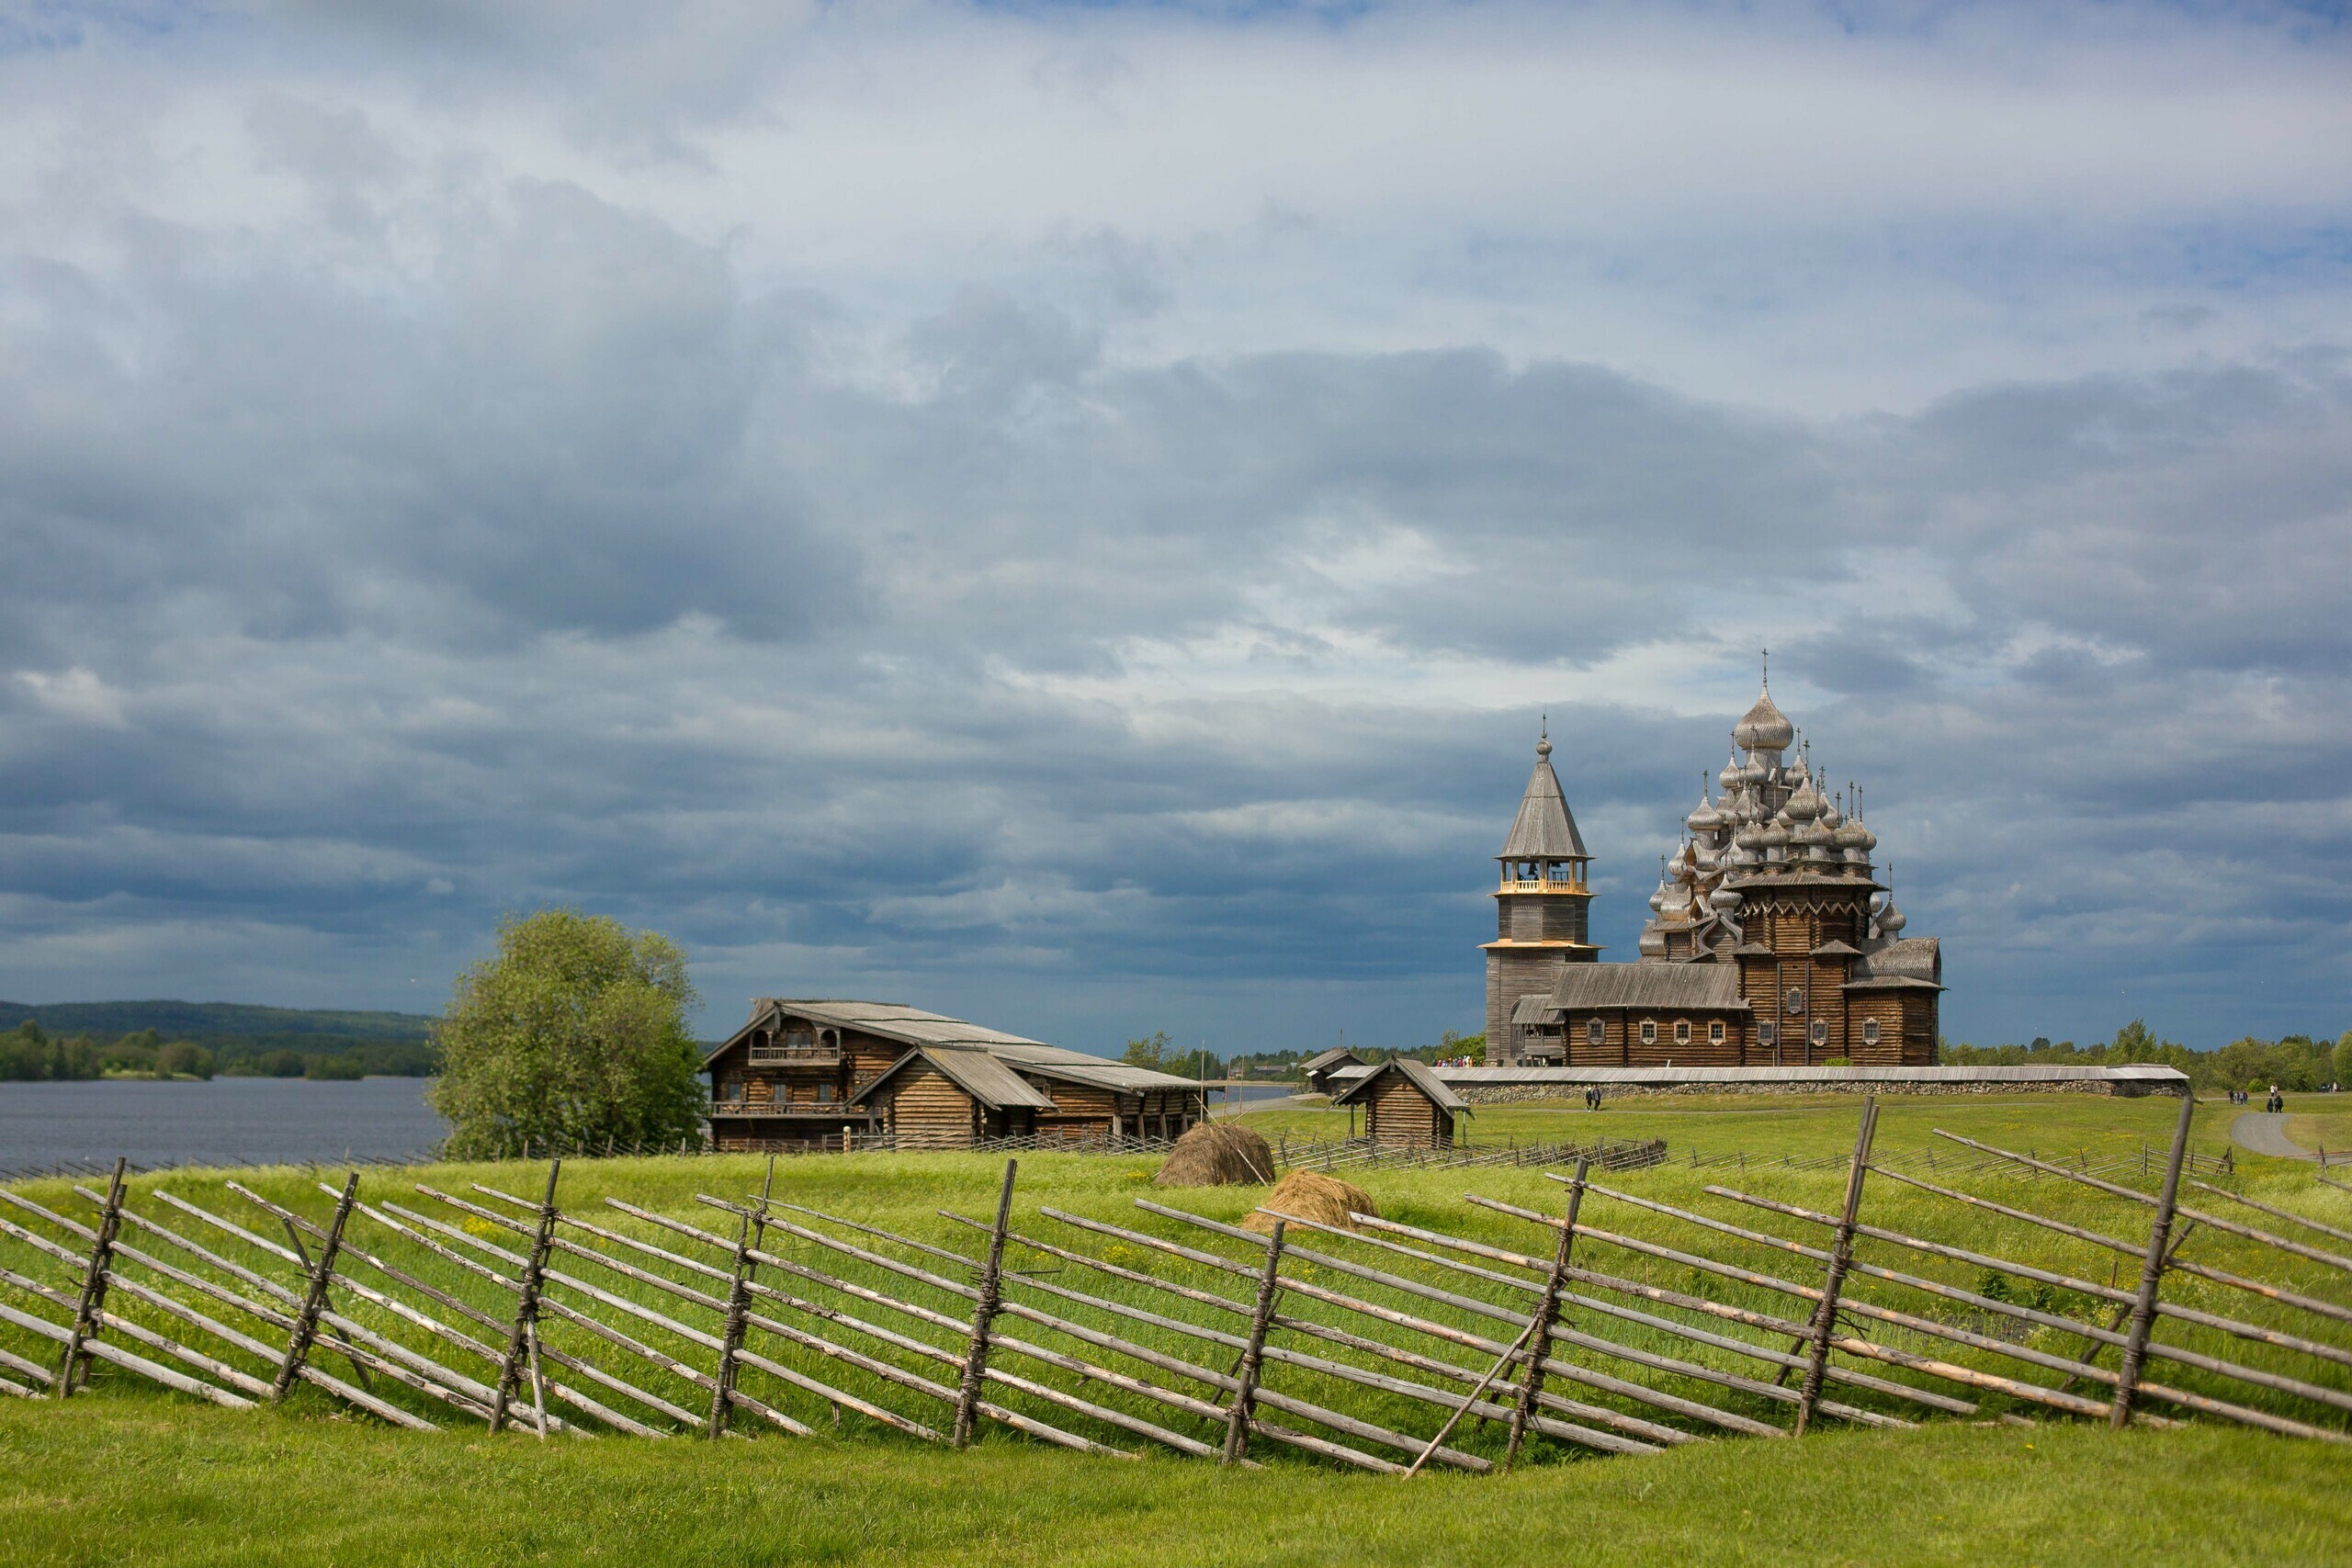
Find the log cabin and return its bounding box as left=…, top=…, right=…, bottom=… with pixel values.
left=1486, top=676, right=1942, bottom=1069
left=703, top=999, right=1211, bottom=1151
left=1328, top=1057, right=1469, bottom=1148
left=1297, top=1047, right=1365, bottom=1097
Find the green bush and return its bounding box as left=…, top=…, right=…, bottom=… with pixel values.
left=305, top=1053, right=366, bottom=1080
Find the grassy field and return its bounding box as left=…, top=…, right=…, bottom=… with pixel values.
left=0, top=1398, right=2345, bottom=1566
left=0, top=1092, right=2346, bottom=1566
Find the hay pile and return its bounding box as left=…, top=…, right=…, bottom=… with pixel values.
left=1153, top=1122, right=1277, bottom=1188
left=1241, top=1169, right=1376, bottom=1235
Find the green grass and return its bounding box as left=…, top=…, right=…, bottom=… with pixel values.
left=1, top=1096, right=2347, bottom=1564
left=0, top=1398, right=2345, bottom=1566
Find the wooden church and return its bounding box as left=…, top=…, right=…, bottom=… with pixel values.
left=1484, top=677, right=1941, bottom=1068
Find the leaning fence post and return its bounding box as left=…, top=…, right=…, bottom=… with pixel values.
left=1504, top=1153, right=1587, bottom=1471
left=1795, top=1096, right=1879, bottom=1436
left=705, top=1207, right=756, bottom=1439
left=1222, top=1218, right=1286, bottom=1465
left=488, top=1159, right=562, bottom=1435
left=54, top=1157, right=128, bottom=1397
left=271, top=1170, right=361, bottom=1402
left=2111, top=1090, right=2197, bottom=1428
left=953, top=1158, right=1018, bottom=1449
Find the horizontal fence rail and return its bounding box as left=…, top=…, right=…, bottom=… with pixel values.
left=1, top=1100, right=2344, bottom=1466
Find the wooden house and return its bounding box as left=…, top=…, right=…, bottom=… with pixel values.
left=702, top=999, right=1209, bottom=1151
left=1329, top=1057, right=1468, bottom=1148
left=1485, top=672, right=1942, bottom=1069
left=1297, top=1047, right=1365, bottom=1097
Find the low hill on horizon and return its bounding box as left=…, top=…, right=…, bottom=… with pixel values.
left=0, top=998, right=435, bottom=1043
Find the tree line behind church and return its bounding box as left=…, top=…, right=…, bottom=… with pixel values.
left=1122, top=1019, right=2348, bottom=1092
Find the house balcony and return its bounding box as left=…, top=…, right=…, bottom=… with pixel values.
left=747, top=1043, right=843, bottom=1066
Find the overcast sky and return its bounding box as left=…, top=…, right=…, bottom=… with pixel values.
left=2, top=1, right=2348, bottom=1055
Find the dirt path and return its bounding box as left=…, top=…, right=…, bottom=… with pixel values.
left=2231, top=1111, right=2321, bottom=1161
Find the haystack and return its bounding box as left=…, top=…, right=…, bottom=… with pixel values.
left=1153, top=1122, right=1276, bottom=1188
left=1241, top=1169, right=1376, bottom=1235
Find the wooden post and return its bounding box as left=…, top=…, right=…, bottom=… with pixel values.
left=2111, top=1091, right=2196, bottom=1429
left=271, top=1170, right=360, bottom=1402
left=1795, top=1097, right=1878, bottom=1436
left=54, top=1157, right=128, bottom=1396
left=487, top=1159, right=561, bottom=1435
left=1222, top=1218, right=1285, bottom=1465
left=705, top=1207, right=755, bottom=1438
left=1504, top=1154, right=1587, bottom=1471
left=952, top=1159, right=1017, bottom=1449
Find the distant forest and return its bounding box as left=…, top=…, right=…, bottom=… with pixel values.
left=0, top=999, right=438, bottom=1082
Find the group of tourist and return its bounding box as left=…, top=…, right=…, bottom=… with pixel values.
left=2226, top=1085, right=2290, bottom=1112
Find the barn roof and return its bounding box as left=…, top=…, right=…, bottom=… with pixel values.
left=845, top=1046, right=1059, bottom=1111
left=705, top=998, right=1204, bottom=1089
left=1299, top=1047, right=1365, bottom=1074
left=1329, top=1056, right=1469, bottom=1113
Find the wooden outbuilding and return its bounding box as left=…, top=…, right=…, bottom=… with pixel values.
left=1297, top=1047, right=1366, bottom=1097
left=1329, top=1057, right=1469, bottom=1149
left=702, top=998, right=1209, bottom=1151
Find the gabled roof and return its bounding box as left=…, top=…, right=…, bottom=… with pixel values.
left=1498, top=739, right=1589, bottom=861
left=1299, top=1047, right=1365, bottom=1074
left=1511, top=994, right=1564, bottom=1024
left=1810, top=940, right=1862, bottom=958
left=1550, top=963, right=1747, bottom=1011
left=704, top=998, right=1204, bottom=1090
left=1329, top=1056, right=1470, bottom=1113
left=845, top=1047, right=1058, bottom=1111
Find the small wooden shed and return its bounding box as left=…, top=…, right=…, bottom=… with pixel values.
left=1329, top=1057, right=1469, bottom=1148
left=1297, top=1047, right=1366, bottom=1097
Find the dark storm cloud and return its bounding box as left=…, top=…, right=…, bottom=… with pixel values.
left=5, top=187, right=2350, bottom=1048
left=3, top=5, right=2350, bottom=1054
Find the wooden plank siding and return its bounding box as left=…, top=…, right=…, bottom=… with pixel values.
left=879, top=1066, right=978, bottom=1148
left=1363, top=1075, right=1451, bottom=1148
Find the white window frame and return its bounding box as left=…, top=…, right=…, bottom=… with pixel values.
left=1587, top=1018, right=1605, bottom=1048
left=1674, top=1020, right=1692, bottom=1045
left=1810, top=1020, right=1830, bottom=1048
left=1709, top=1021, right=1725, bottom=1045
left=1640, top=1020, right=1657, bottom=1046
left=1861, top=1019, right=1881, bottom=1046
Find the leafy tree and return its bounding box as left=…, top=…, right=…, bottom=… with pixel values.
left=1120, top=1032, right=1172, bottom=1073
left=304, top=1053, right=365, bottom=1080
left=428, top=909, right=706, bottom=1159
left=154, top=1040, right=215, bottom=1079
left=2335, top=1031, right=2352, bottom=1089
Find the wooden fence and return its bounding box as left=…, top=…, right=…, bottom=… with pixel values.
left=1, top=1098, right=2345, bottom=1466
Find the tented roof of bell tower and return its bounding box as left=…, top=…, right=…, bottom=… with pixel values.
left=1498, top=732, right=1589, bottom=861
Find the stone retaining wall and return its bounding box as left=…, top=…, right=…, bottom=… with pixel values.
left=1457, top=1077, right=2179, bottom=1104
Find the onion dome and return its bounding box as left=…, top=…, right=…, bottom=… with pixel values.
left=1734, top=823, right=1765, bottom=852
left=1686, top=784, right=1725, bottom=836
left=1875, top=899, right=1907, bottom=935
left=1693, top=842, right=1719, bottom=873
left=1638, top=924, right=1668, bottom=957
left=1718, top=752, right=1745, bottom=794
left=1817, top=796, right=1843, bottom=832
left=1735, top=683, right=1794, bottom=752
left=1758, top=821, right=1790, bottom=854
left=1784, top=779, right=1823, bottom=822
left=1709, top=885, right=1744, bottom=912
left=1728, top=838, right=1761, bottom=869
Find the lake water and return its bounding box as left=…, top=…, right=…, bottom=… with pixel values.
left=0, top=1077, right=449, bottom=1174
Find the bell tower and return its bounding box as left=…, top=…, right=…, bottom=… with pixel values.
left=1481, top=722, right=1600, bottom=1062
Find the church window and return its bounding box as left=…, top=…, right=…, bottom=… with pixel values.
left=1758, top=1021, right=1777, bottom=1048
left=1587, top=1018, right=1605, bottom=1048
left=1810, top=1020, right=1829, bottom=1048
left=1861, top=1019, right=1881, bottom=1046
left=1673, top=1021, right=1691, bottom=1045
left=1709, top=1021, right=1725, bottom=1045
left=1640, top=1021, right=1657, bottom=1046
